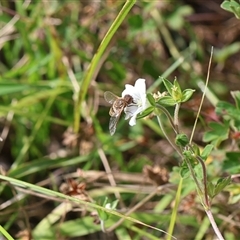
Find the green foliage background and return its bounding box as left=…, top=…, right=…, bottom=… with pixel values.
left=0, top=0, right=239, bottom=239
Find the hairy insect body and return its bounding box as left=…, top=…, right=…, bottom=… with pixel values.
left=104, top=92, right=133, bottom=135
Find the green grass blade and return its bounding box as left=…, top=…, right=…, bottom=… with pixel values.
left=74, top=0, right=136, bottom=133
left=167, top=177, right=183, bottom=240
left=0, top=225, right=14, bottom=240
left=0, top=175, right=172, bottom=238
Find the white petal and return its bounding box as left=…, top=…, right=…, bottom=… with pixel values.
left=128, top=107, right=143, bottom=126
left=135, top=79, right=146, bottom=94
left=121, top=78, right=148, bottom=127
left=129, top=115, right=137, bottom=126
left=125, top=105, right=138, bottom=116
left=122, top=87, right=139, bottom=101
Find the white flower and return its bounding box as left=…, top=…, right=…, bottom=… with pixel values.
left=122, top=78, right=149, bottom=126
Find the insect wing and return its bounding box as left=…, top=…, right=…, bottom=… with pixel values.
left=109, top=114, right=121, bottom=136
left=109, top=106, right=124, bottom=135
left=104, top=91, right=125, bottom=135
left=104, top=91, right=118, bottom=104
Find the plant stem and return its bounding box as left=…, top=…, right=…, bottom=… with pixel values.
left=156, top=112, right=181, bottom=157
left=174, top=103, right=180, bottom=134
left=184, top=156, right=204, bottom=197
left=156, top=104, right=178, bottom=135
left=167, top=177, right=183, bottom=240
left=196, top=155, right=210, bottom=208
left=205, top=210, right=225, bottom=240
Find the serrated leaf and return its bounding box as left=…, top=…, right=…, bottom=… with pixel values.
left=146, top=93, right=155, bottom=106
left=157, top=96, right=176, bottom=106
left=200, top=144, right=214, bottom=161
left=181, top=89, right=195, bottom=102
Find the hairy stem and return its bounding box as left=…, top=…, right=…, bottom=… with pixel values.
left=205, top=210, right=225, bottom=240
left=156, top=113, right=181, bottom=157
left=184, top=156, right=204, bottom=197
left=174, top=103, right=180, bottom=134
left=196, top=155, right=209, bottom=208
left=156, top=104, right=178, bottom=135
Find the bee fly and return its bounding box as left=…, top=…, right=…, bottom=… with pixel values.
left=104, top=91, right=133, bottom=135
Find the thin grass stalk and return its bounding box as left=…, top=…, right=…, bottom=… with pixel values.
left=166, top=177, right=183, bottom=240
left=0, top=175, right=169, bottom=238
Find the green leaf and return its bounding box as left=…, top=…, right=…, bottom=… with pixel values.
left=175, top=134, right=189, bottom=147
left=136, top=106, right=155, bottom=119
left=191, top=144, right=201, bottom=156
left=231, top=90, right=240, bottom=110
left=167, top=5, right=193, bottom=30
left=203, top=121, right=229, bottom=146
left=97, top=197, right=110, bottom=221
left=183, top=149, right=197, bottom=166
left=181, top=89, right=195, bottom=102
left=226, top=184, right=240, bottom=204
left=180, top=164, right=190, bottom=178
left=214, top=42, right=240, bottom=63
left=97, top=209, right=109, bottom=221
left=128, top=14, right=143, bottom=29
left=216, top=101, right=240, bottom=118
left=146, top=93, right=155, bottom=106
left=162, top=77, right=174, bottom=96
left=111, top=199, right=119, bottom=209
left=58, top=217, right=101, bottom=237
left=200, top=144, right=214, bottom=161
left=207, top=176, right=231, bottom=198
left=0, top=83, right=30, bottom=96
left=216, top=101, right=240, bottom=129
left=157, top=96, right=176, bottom=106
left=207, top=181, right=215, bottom=199
left=223, top=152, right=240, bottom=174
left=214, top=176, right=231, bottom=197
left=208, top=176, right=231, bottom=199
left=173, top=78, right=181, bottom=92
left=221, top=0, right=240, bottom=19
left=193, top=164, right=203, bottom=180
left=172, top=78, right=182, bottom=101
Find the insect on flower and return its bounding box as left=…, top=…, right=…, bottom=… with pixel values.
left=104, top=91, right=133, bottom=135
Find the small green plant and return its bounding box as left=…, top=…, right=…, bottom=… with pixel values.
left=97, top=197, right=119, bottom=232
left=221, top=0, right=240, bottom=19
left=104, top=70, right=230, bottom=239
